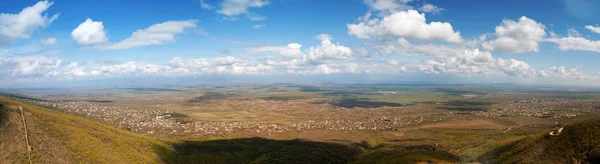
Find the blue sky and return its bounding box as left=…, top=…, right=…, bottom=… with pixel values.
left=1, top=0, right=600, bottom=87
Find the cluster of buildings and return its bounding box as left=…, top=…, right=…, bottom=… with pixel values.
left=481, top=98, right=600, bottom=118
left=30, top=99, right=433, bottom=136
left=24, top=96, right=600, bottom=137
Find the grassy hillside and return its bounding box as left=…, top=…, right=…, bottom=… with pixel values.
left=0, top=96, right=169, bottom=163
left=0, top=96, right=362, bottom=163
left=478, top=118, right=600, bottom=164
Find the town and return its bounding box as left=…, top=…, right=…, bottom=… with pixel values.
left=19, top=87, right=600, bottom=138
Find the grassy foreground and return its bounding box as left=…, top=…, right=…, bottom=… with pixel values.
left=0, top=96, right=169, bottom=163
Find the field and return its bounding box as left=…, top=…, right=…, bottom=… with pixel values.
left=3, top=83, right=600, bottom=163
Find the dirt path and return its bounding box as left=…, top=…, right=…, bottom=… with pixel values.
left=19, top=106, right=32, bottom=164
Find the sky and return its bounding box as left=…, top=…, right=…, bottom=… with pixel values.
left=1, top=0, right=600, bottom=87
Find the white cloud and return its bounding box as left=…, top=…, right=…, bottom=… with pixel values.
left=496, top=58, right=537, bottom=77
left=217, top=0, right=269, bottom=20
left=105, top=20, right=197, bottom=50
left=72, top=19, right=197, bottom=50
left=0, top=44, right=597, bottom=83
left=585, top=25, right=600, bottom=34
left=71, top=18, right=109, bottom=45
left=364, top=0, right=414, bottom=12
left=482, top=16, right=546, bottom=53
left=348, top=10, right=462, bottom=43
left=252, top=24, right=266, bottom=29
left=0, top=55, right=62, bottom=79
left=314, top=34, right=333, bottom=41
left=312, top=64, right=340, bottom=74
left=85, top=61, right=175, bottom=77
left=419, top=4, right=444, bottom=14
left=372, top=38, right=541, bottom=77
left=40, top=38, right=57, bottom=46
left=249, top=37, right=354, bottom=68
left=247, top=43, right=304, bottom=59
left=167, top=56, right=272, bottom=75
left=307, top=40, right=354, bottom=61
left=539, top=66, right=597, bottom=80
left=0, top=0, right=59, bottom=45
left=200, top=0, right=215, bottom=10
left=419, top=48, right=499, bottom=76
left=547, top=37, right=600, bottom=53
left=247, top=13, right=267, bottom=21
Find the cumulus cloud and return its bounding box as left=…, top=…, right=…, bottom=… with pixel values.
left=71, top=18, right=109, bottom=45
left=252, top=24, right=266, bottom=29
left=419, top=48, right=500, bottom=76
left=248, top=36, right=354, bottom=68
left=40, top=38, right=57, bottom=46
left=538, top=66, right=591, bottom=79
left=0, top=55, right=62, bottom=79
left=168, top=56, right=272, bottom=75
left=0, top=44, right=597, bottom=82
left=585, top=25, right=600, bottom=34
left=373, top=38, right=541, bottom=77
left=546, top=37, right=600, bottom=53
left=348, top=10, right=462, bottom=43
left=496, top=58, right=537, bottom=77
left=307, top=40, right=354, bottom=61
left=482, top=16, right=546, bottom=53
left=384, top=39, right=597, bottom=80
left=419, top=4, right=444, bottom=14
left=83, top=62, right=172, bottom=77
left=72, top=19, right=197, bottom=50
left=0, top=0, right=59, bottom=45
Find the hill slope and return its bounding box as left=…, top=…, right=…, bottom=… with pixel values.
left=479, top=118, right=600, bottom=164
left=0, top=96, right=364, bottom=164
left=0, top=96, right=169, bottom=163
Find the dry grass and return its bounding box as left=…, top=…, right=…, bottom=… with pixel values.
left=0, top=96, right=170, bottom=164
